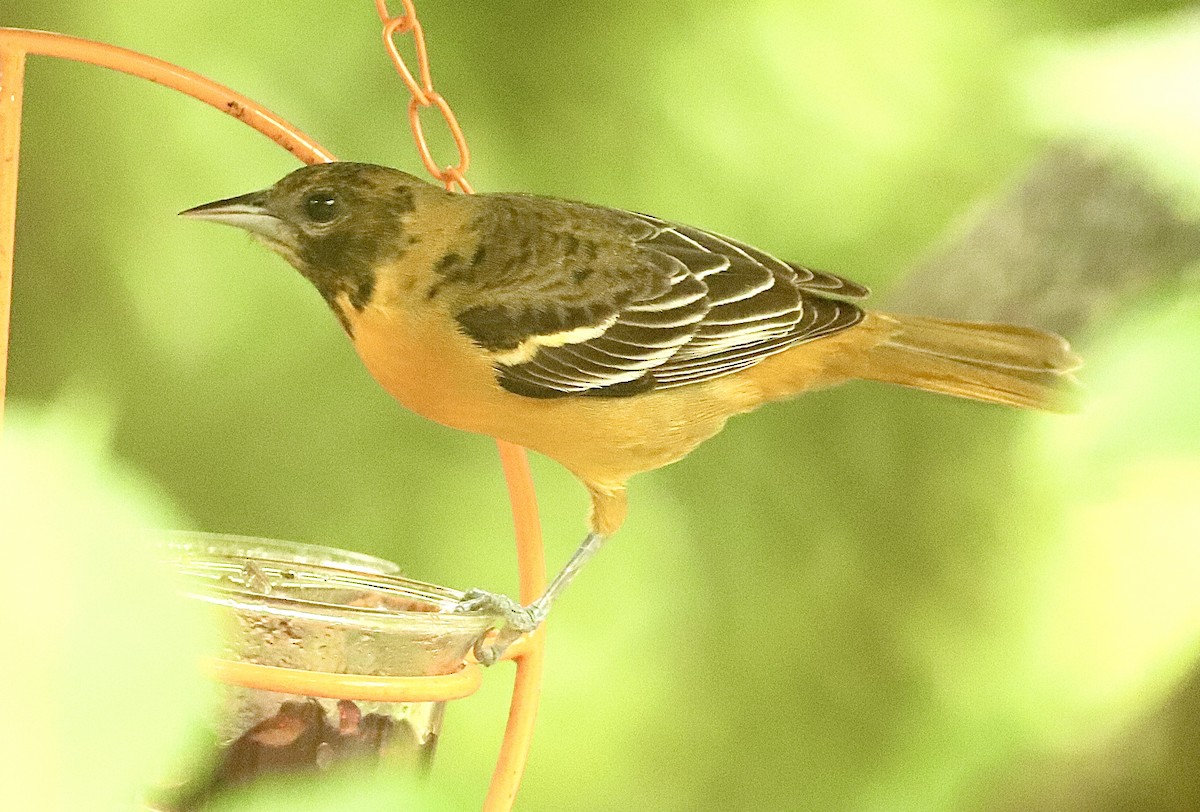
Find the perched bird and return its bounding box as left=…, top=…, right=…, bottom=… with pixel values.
left=182, top=162, right=1080, bottom=662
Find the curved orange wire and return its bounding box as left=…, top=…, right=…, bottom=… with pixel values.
left=0, top=28, right=333, bottom=165
left=203, top=658, right=484, bottom=702
left=0, top=41, right=23, bottom=434
left=489, top=442, right=547, bottom=809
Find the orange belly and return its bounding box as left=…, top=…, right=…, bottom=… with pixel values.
left=345, top=280, right=887, bottom=484
left=347, top=301, right=760, bottom=485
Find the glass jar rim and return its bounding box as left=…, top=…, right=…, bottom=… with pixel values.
left=154, top=530, right=498, bottom=630
left=154, top=529, right=403, bottom=575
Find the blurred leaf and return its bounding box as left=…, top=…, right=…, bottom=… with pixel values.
left=0, top=400, right=216, bottom=811
left=1019, top=291, right=1200, bottom=735
left=205, top=768, right=461, bottom=812
left=1024, top=11, right=1200, bottom=205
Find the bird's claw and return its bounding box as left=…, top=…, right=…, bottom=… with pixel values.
left=456, top=588, right=541, bottom=666
left=456, top=588, right=540, bottom=631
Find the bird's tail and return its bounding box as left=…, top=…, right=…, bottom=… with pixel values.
left=856, top=313, right=1081, bottom=412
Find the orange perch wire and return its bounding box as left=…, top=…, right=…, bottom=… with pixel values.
left=203, top=658, right=485, bottom=703
left=0, top=40, right=24, bottom=434
left=0, top=29, right=334, bottom=165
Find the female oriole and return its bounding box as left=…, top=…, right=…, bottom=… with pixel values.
left=184, top=162, right=1079, bottom=662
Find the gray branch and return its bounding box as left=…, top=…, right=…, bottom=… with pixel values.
left=888, top=142, right=1200, bottom=340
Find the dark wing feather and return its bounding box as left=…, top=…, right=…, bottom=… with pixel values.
left=643, top=220, right=864, bottom=387
left=453, top=195, right=868, bottom=399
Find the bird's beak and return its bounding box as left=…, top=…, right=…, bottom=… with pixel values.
left=179, top=190, right=287, bottom=242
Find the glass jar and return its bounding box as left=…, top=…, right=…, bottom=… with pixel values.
left=149, top=533, right=496, bottom=811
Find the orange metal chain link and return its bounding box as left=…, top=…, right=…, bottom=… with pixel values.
left=373, top=5, right=545, bottom=811
left=375, top=0, right=473, bottom=193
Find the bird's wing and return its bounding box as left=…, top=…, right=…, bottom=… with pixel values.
left=452, top=199, right=867, bottom=399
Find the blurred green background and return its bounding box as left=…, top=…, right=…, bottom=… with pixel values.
left=4, top=0, right=1200, bottom=809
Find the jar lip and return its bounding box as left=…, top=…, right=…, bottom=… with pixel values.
left=153, top=531, right=498, bottom=625
left=178, top=556, right=462, bottom=611
left=153, top=529, right=403, bottom=575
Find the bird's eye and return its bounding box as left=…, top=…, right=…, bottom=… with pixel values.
left=303, top=191, right=340, bottom=223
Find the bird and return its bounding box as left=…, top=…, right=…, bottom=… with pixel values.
left=181, top=161, right=1080, bottom=663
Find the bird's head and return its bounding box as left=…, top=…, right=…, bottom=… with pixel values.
left=181, top=161, right=436, bottom=318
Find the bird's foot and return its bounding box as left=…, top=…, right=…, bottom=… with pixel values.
left=456, top=589, right=543, bottom=665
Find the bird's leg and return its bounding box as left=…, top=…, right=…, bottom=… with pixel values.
left=458, top=530, right=609, bottom=665
left=458, top=482, right=625, bottom=665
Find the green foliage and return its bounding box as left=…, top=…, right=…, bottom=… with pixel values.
left=4, top=0, right=1200, bottom=809
left=1022, top=292, right=1200, bottom=726
left=202, top=769, right=462, bottom=812
left=0, top=402, right=215, bottom=810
